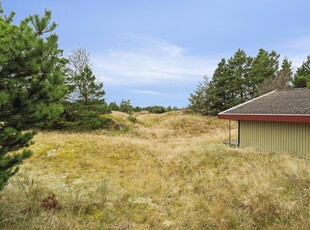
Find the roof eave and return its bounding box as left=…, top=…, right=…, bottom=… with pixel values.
left=218, top=114, right=310, bottom=123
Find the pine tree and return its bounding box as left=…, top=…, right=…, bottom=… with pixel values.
left=67, top=48, right=93, bottom=101
left=74, top=65, right=105, bottom=106
left=188, top=75, right=209, bottom=114
left=119, top=100, right=133, bottom=114
left=207, top=58, right=229, bottom=114
left=249, top=49, right=279, bottom=97
left=108, top=102, right=120, bottom=111
left=0, top=8, right=67, bottom=190
left=279, top=58, right=293, bottom=83
left=258, top=57, right=293, bottom=94
left=187, top=49, right=294, bottom=115
left=51, top=48, right=111, bottom=130
left=66, top=48, right=105, bottom=106
left=275, top=57, right=293, bottom=89
left=293, top=55, right=310, bottom=88
left=226, top=49, right=252, bottom=103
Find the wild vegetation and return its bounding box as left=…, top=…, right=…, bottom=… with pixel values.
left=189, top=49, right=310, bottom=115
left=1, top=5, right=310, bottom=229
left=110, top=100, right=177, bottom=114
left=1, top=111, right=310, bottom=229
left=50, top=47, right=111, bottom=131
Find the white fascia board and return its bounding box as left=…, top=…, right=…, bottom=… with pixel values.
left=218, top=90, right=277, bottom=115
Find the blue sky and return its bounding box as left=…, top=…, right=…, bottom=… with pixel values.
left=2, top=1, right=310, bottom=107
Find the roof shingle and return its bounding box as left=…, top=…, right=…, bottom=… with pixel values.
left=220, top=88, right=310, bottom=115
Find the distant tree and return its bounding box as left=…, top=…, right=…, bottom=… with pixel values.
left=226, top=49, right=252, bottom=103
left=278, top=57, right=293, bottom=83
left=249, top=49, right=280, bottom=97
left=67, top=48, right=105, bottom=106
left=166, top=106, right=172, bottom=112
left=133, top=106, right=142, bottom=112
left=118, top=100, right=137, bottom=123
left=188, top=49, right=285, bottom=115
left=258, top=57, right=293, bottom=94
left=68, top=47, right=90, bottom=78
left=206, top=51, right=252, bottom=114
left=293, top=55, right=310, bottom=88
left=108, top=102, right=119, bottom=111
left=119, top=100, right=133, bottom=114
left=148, top=106, right=167, bottom=114
left=50, top=47, right=110, bottom=130
left=0, top=9, right=67, bottom=190
left=188, top=75, right=209, bottom=114
left=207, top=58, right=230, bottom=114
left=73, top=65, right=105, bottom=106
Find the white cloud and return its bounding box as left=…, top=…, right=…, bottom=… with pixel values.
left=92, top=35, right=218, bottom=86
left=131, top=89, right=166, bottom=96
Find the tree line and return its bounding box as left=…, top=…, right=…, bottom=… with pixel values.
left=108, top=100, right=178, bottom=114
left=189, top=49, right=310, bottom=115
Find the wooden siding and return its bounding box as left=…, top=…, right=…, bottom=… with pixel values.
left=240, top=120, right=310, bottom=158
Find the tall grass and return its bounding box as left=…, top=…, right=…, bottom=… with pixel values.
left=0, top=111, right=309, bottom=229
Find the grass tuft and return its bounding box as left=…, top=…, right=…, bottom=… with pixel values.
left=0, top=111, right=309, bottom=229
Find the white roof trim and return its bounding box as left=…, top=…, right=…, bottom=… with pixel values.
left=218, top=90, right=277, bottom=115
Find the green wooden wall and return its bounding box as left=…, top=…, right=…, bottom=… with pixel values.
left=240, top=120, right=310, bottom=158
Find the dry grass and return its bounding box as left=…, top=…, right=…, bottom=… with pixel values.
left=0, top=111, right=310, bottom=229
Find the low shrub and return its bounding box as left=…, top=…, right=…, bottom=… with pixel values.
left=147, top=106, right=167, bottom=114
left=48, top=102, right=112, bottom=130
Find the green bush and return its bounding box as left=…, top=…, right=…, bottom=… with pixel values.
left=133, top=106, right=142, bottom=112
left=48, top=102, right=112, bottom=130
left=108, top=102, right=119, bottom=111
left=128, top=114, right=137, bottom=123
left=119, top=100, right=133, bottom=113
left=148, top=105, right=167, bottom=114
